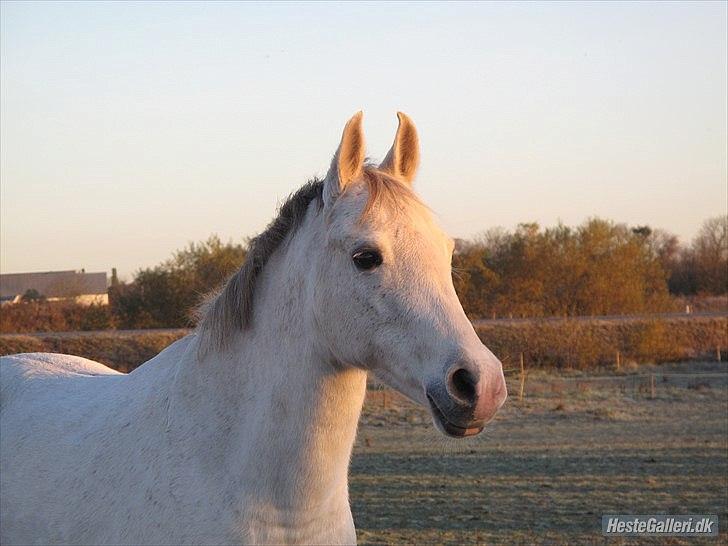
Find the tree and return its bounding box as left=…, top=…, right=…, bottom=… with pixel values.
left=21, top=289, right=45, bottom=302
left=691, top=216, right=728, bottom=294
left=665, top=216, right=728, bottom=296
left=110, top=235, right=247, bottom=328
left=451, top=218, right=672, bottom=318
left=452, top=240, right=499, bottom=318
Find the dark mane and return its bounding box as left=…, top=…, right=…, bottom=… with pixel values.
left=195, top=166, right=417, bottom=354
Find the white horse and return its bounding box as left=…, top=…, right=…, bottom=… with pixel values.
left=0, top=112, right=507, bottom=545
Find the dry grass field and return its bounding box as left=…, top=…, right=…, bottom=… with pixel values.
left=352, top=361, right=728, bottom=545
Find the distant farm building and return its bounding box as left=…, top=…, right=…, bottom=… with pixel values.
left=0, top=270, right=108, bottom=305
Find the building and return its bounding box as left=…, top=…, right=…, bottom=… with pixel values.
left=0, top=270, right=109, bottom=305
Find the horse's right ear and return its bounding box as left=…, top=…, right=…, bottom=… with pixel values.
left=324, top=111, right=366, bottom=208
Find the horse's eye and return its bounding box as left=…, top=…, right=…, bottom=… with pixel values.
left=352, top=249, right=383, bottom=271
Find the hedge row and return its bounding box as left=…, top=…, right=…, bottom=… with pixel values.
left=475, top=316, right=727, bottom=370
left=0, top=317, right=725, bottom=373
left=0, top=330, right=188, bottom=373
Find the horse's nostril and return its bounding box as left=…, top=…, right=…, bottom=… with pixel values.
left=449, top=367, right=478, bottom=404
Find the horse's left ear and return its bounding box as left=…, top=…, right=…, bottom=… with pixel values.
left=324, top=111, right=366, bottom=208
left=379, top=112, right=420, bottom=184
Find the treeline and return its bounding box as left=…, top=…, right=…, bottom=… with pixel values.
left=1, top=217, right=725, bottom=334
left=453, top=216, right=727, bottom=318
left=109, top=236, right=246, bottom=329
left=0, top=236, right=246, bottom=333
left=663, top=216, right=728, bottom=295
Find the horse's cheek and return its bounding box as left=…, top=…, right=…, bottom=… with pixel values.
left=312, top=275, right=350, bottom=354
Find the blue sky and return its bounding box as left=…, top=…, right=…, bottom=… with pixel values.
left=1, top=1, right=726, bottom=278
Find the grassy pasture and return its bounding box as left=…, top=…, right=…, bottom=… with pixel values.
left=354, top=361, right=728, bottom=545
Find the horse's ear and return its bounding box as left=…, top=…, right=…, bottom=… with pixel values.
left=324, top=111, right=366, bottom=207
left=379, top=111, right=419, bottom=184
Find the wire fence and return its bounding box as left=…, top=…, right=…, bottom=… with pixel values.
left=366, top=366, right=728, bottom=409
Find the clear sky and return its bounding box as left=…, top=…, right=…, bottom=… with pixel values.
left=1, top=1, right=726, bottom=278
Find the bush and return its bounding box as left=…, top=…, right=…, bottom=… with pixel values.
left=0, top=330, right=189, bottom=373
left=626, top=321, right=683, bottom=362
left=474, top=316, right=727, bottom=370
left=110, top=235, right=246, bottom=329
left=454, top=219, right=676, bottom=319
left=0, top=302, right=114, bottom=334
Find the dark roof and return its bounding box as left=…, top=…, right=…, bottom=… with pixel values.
left=0, top=270, right=107, bottom=298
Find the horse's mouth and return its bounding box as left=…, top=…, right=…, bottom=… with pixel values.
left=426, top=394, right=484, bottom=438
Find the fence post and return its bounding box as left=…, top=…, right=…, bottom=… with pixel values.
left=650, top=374, right=655, bottom=399
left=717, top=346, right=722, bottom=362
left=519, top=352, right=526, bottom=402
left=616, top=351, right=621, bottom=371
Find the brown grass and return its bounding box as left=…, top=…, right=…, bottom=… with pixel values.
left=0, top=316, right=725, bottom=373
left=0, top=330, right=188, bottom=373
left=476, top=316, right=727, bottom=370
left=0, top=301, right=114, bottom=333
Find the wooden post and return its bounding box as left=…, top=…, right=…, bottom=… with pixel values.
left=717, top=346, right=722, bottom=362
left=616, top=351, right=621, bottom=370
left=519, top=352, right=526, bottom=402
left=650, top=374, right=655, bottom=399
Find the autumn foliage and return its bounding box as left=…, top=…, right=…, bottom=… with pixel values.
left=453, top=219, right=675, bottom=318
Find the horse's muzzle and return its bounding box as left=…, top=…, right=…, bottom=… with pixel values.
left=425, top=361, right=507, bottom=438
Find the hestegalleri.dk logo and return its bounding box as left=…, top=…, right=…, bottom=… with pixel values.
left=602, top=515, right=718, bottom=536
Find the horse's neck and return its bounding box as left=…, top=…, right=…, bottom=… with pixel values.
left=168, top=208, right=367, bottom=521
